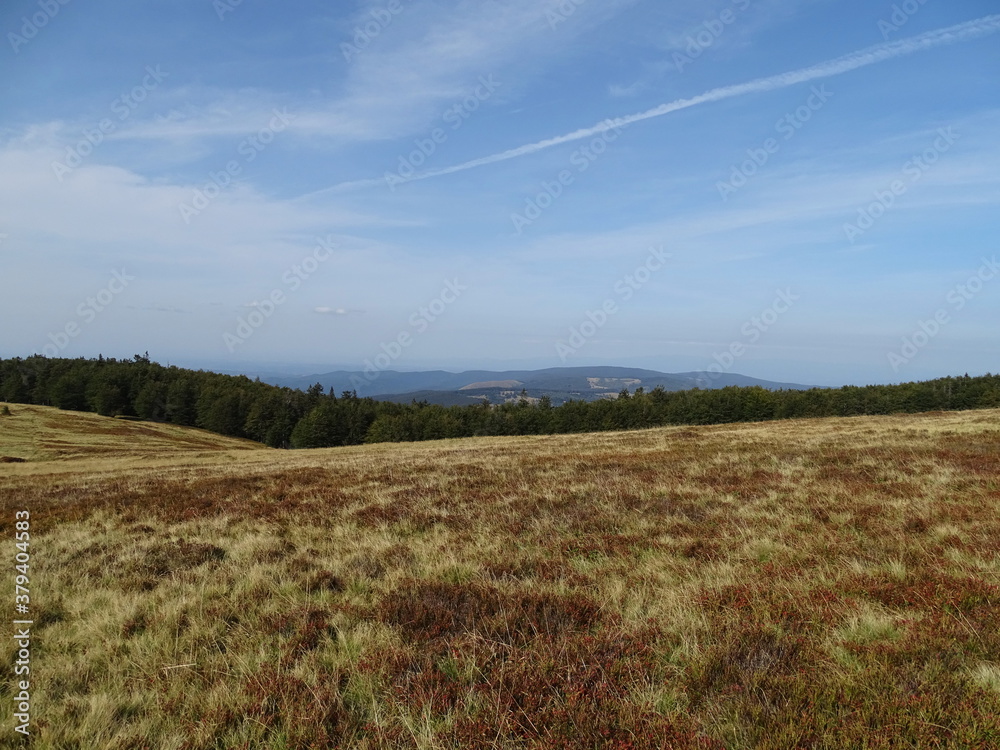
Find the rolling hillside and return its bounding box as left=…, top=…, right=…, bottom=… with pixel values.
left=1, top=405, right=999, bottom=748
left=0, top=403, right=265, bottom=466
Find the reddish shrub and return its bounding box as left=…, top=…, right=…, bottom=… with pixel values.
left=378, top=581, right=601, bottom=646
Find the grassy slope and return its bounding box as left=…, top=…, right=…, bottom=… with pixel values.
left=1, top=405, right=999, bottom=748
left=0, top=404, right=265, bottom=466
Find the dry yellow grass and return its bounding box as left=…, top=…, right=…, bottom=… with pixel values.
left=1, top=404, right=999, bottom=748
left=0, top=404, right=264, bottom=470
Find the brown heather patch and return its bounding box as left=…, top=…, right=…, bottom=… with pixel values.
left=682, top=539, right=722, bottom=561
left=904, top=515, right=930, bottom=534
left=850, top=571, right=1000, bottom=616
left=440, top=632, right=725, bottom=750
left=263, top=606, right=339, bottom=663
left=480, top=556, right=565, bottom=582
left=370, top=595, right=723, bottom=749
left=560, top=532, right=651, bottom=560
left=377, top=580, right=601, bottom=647
left=698, top=574, right=855, bottom=633
left=351, top=500, right=458, bottom=531
left=693, top=468, right=785, bottom=501
left=61, top=538, right=227, bottom=591
left=251, top=538, right=297, bottom=563
left=301, top=569, right=345, bottom=594
left=125, top=539, right=227, bottom=589
left=688, top=624, right=811, bottom=709
left=197, top=664, right=352, bottom=749
left=0, top=466, right=356, bottom=533
left=345, top=554, right=388, bottom=581
left=660, top=493, right=720, bottom=522
left=936, top=444, right=1000, bottom=476
left=3, top=406, right=1000, bottom=747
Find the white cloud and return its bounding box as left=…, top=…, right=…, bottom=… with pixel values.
left=0, top=131, right=409, bottom=261
left=314, top=307, right=362, bottom=315
left=609, top=81, right=645, bottom=98
left=312, top=13, right=1000, bottom=193
left=103, top=0, right=638, bottom=148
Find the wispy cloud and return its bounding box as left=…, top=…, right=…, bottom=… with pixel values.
left=311, top=14, right=1000, bottom=195
left=126, top=304, right=191, bottom=314
left=608, top=81, right=645, bottom=98
left=495, top=114, right=1000, bottom=268
left=110, top=0, right=636, bottom=147
left=314, top=307, right=364, bottom=316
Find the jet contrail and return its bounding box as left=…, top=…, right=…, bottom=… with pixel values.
left=310, top=14, right=1000, bottom=196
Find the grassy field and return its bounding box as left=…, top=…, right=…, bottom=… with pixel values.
left=1, top=402, right=999, bottom=748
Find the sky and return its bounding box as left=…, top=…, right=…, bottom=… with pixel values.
left=1, top=0, right=998, bottom=387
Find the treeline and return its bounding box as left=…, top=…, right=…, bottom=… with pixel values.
left=2, top=355, right=999, bottom=449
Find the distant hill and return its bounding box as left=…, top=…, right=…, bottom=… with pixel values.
left=263, top=366, right=817, bottom=404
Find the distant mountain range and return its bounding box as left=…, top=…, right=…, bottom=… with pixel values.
left=260, top=367, right=818, bottom=406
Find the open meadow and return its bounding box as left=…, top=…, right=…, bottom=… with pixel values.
left=1, top=403, right=999, bottom=748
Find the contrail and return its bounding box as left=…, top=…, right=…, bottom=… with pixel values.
left=311, top=14, right=1000, bottom=196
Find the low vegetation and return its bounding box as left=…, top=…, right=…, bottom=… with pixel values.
left=1, top=404, right=999, bottom=747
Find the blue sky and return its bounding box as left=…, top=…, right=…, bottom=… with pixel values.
left=1, top=0, right=998, bottom=386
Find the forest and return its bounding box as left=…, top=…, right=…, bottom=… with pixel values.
left=2, top=355, right=998, bottom=449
